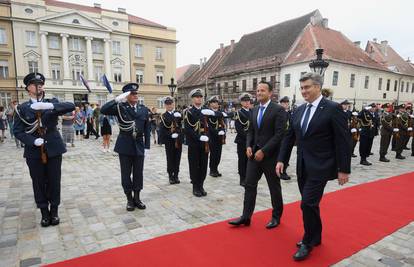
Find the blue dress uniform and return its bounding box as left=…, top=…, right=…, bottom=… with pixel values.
left=100, top=83, right=150, bottom=211
left=233, top=93, right=252, bottom=186
left=206, top=96, right=226, bottom=177
left=184, top=89, right=210, bottom=197
left=159, top=96, right=183, bottom=184
left=13, top=72, right=75, bottom=227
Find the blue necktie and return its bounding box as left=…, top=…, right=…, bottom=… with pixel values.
left=301, top=104, right=312, bottom=136
left=257, top=105, right=265, bottom=128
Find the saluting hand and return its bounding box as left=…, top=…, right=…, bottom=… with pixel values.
left=338, top=172, right=349, bottom=186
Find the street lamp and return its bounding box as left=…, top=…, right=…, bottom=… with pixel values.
left=168, top=77, right=177, bottom=98
left=309, top=48, right=329, bottom=78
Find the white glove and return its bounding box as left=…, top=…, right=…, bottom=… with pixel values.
left=201, top=109, right=215, bottom=116
left=115, top=92, right=130, bottom=103
left=408, top=127, right=413, bottom=131
left=364, top=106, right=371, bottom=110
left=218, top=130, right=225, bottom=135
left=144, top=149, right=150, bottom=156
left=173, top=112, right=181, bottom=118
left=393, top=128, right=399, bottom=132
left=410, top=115, right=414, bottom=118
left=359, top=128, right=362, bottom=131
left=199, top=135, right=209, bottom=142
left=351, top=128, right=357, bottom=133
left=171, top=133, right=179, bottom=139
left=34, top=138, right=44, bottom=146
left=352, top=112, right=358, bottom=116
left=222, top=112, right=228, bottom=117
left=30, top=102, right=54, bottom=110
left=397, top=114, right=401, bottom=118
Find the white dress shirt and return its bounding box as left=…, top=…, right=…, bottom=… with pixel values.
left=300, top=94, right=323, bottom=131
left=256, top=99, right=271, bottom=126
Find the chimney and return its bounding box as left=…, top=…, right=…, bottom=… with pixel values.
left=322, top=18, right=328, bottom=28
left=94, top=3, right=101, bottom=8
left=200, top=58, right=203, bottom=70
left=407, top=57, right=411, bottom=63
left=353, top=41, right=361, bottom=48
left=203, top=57, right=207, bottom=65
left=220, top=43, right=224, bottom=57
left=230, top=40, right=235, bottom=52
left=380, top=40, right=388, bottom=56
left=373, top=38, right=377, bottom=43
left=118, top=8, right=126, bottom=14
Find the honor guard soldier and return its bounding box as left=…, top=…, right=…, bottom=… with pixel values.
left=379, top=103, right=394, bottom=162
left=159, top=96, right=183, bottom=184
left=206, top=95, right=226, bottom=177
left=350, top=111, right=360, bottom=158
left=184, top=88, right=215, bottom=197
left=13, top=72, right=75, bottom=227
left=279, top=96, right=292, bottom=180
left=100, top=83, right=150, bottom=211
left=358, top=103, right=376, bottom=165
left=234, top=93, right=252, bottom=186
left=407, top=105, right=414, bottom=156
left=394, top=104, right=409, bottom=159
left=340, top=100, right=352, bottom=122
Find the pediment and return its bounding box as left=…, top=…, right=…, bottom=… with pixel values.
left=36, top=11, right=112, bottom=32
left=23, top=50, right=41, bottom=61
left=111, top=58, right=125, bottom=66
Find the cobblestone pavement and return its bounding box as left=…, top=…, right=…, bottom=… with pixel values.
left=0, top=129, right=413, bottom=267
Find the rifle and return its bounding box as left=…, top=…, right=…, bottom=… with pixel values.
left=203, top=115, right=209, bottom=153
left=35, top=86, right=47, bottom=164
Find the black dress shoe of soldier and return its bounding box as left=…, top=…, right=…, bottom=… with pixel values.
left=228, top=217, right=251, bottom=226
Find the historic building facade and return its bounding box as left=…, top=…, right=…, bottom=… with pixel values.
left=8, top=0, right=176, bottom=107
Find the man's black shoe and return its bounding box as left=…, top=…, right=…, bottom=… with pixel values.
left=200, top=188, right=207, bottom=196
left=40, top=208, right=50, bottom=227
left=396, top=154, right=406, bottom=160
left=351, top=154, right=357, bottom=158
left=280, top=173, right=291, bottom=180
left=228, top=217, right=251, bottom=226
left=193, top=190, right=203, bottom=197
left=217, top=172, right=222, bottom=177
left=379, top=157, right=390, bottom=162
left=49, top=206, right=60, bottom=226
left=293, top=244, right=312, bottom=261
left=209, top=172, right=219, bottom=177
left=296, top=241, right=321, bottom=248
left=126, top=192, right=135, bottom=211
left=360, top=159, right=372, bottom=166
left=133, top=190, right=146, bottom=209
left=265, top=218, right=280, bottom=229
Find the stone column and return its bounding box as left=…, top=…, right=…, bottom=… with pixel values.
left=39, top=31, right=49, bottom=78
left=85, top=36, right=94, bottom=81
left=104, top=38, right=111, bottom=81
left=60, top=34, right=70, bottom=80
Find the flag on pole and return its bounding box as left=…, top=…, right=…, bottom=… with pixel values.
left=102, top=74, right=113, bottom=94
left=79, top=74, right=91, bottom=93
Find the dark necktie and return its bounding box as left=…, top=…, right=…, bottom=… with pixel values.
left=301, top=103, right=312, bottom=136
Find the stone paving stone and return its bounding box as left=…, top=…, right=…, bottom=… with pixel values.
left=0, top=130, right=413, bottom=266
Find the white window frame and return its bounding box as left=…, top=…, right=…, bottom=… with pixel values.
left=135, top=44, right=143, bottom=58
left=0, top=28, right=7, bottom=45
left=138, top=97, right=144, bottom=105
left=284, top=74, right=291, bottom=88
left=350, top=74, right=355, bottom=88
left=96, top=94, right=107, bottom=107
left=332, top=71, right=339, bottom=86
left=113, top=67, right=122, bottom=83
left=48, top=35, right=59, bottom=49
left=94, top=65, right=104, bottom=82
left=26, top=31, right=36, bottom=46
left=136, top=69, right=144, bottom=84
left=51, top=63, right=61, bottom=80
left=155, top=47, right=163, bottom=60
left=157, top=97, right=164, bottom=109
left=92, top=40, right=102, bottom=54
left=156, top=72, right=164, bottom=85
left=0, top=92, right=11, bottom=107
left=364, top=76, right=369, bottom=89
left=28, top=61, right=38, bottom=73
left=71, top=37, right=81, bottom=51
left=112, top=41, right=121, bottom=55
left=0, top=60, right=9, bottom=79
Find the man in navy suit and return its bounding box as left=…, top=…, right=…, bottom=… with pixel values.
left=101, top=83, right=151, bottom=211
left=14, top=72, right=75, bottom=227
left=276, top=72, right=351, bottom=261
left=229, top=81, right=287, bottom=229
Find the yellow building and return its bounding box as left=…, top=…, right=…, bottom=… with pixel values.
left=129, top=19, right=177, bottom=109
left=0, top=0, right=17, bottom=107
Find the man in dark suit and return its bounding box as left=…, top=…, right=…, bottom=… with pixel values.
left=228, top=81, right=287, bottom=229
left=234, top=93, right=252, bottom=186
left=276, top=72, right=351, bottom=261
left=101, top=83, right=151, bottom=211
left=14, top=72, right=75, bottom=227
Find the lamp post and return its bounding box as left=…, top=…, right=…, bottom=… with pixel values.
left=168, top=77, right=177, bottom=101
left=309, top=48, right=329, bottom=86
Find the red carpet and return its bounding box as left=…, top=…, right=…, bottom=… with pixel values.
left=47, top=172, right=414, bottom=267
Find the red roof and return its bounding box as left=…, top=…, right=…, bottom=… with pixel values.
left=283, top=25, right=389, bottom=72
left=365, top=41, right=414, bottom=76
left=45, top=0, right=166, bottom=29
left=176, top=64, right=199, bottom=83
